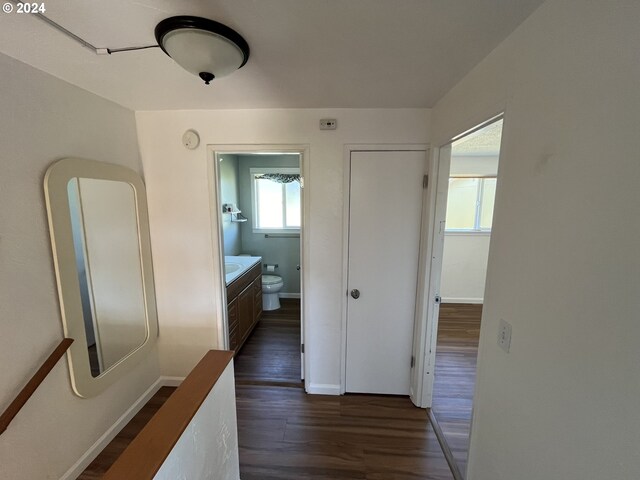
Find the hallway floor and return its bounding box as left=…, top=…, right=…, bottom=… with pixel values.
left=79, top=299, right=456, bottom=479
left=431, top=303, right=482, bottom=476
left=235, top=384, right=453, bottom=480
left=234, top=298, right=453, bottom=479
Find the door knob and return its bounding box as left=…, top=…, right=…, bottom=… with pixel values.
left=350, top=289, right=360, bottom=299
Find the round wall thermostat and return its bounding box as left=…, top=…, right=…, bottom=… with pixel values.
left=182, top=129, right=200, bottom=150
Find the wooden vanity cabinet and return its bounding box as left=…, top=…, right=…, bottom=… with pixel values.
left=227, top=297, right=239, bottom=352
left=227, top=263, right=262, bottom=354
left=252, top=276, right=263, bottom=320
left=237, top=286, right=253, bottom=344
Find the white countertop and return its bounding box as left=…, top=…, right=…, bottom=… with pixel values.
left=224, top=255, right=262, bottom=286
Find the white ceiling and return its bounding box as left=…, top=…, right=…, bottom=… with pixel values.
left=453, top=119, right=504, bottom=155
left=0, top=0, right=543, bottom=110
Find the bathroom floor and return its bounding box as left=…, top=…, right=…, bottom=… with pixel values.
left=233, top=298, right=302, bottom=387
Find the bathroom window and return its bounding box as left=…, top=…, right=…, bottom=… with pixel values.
left=445, top=176, right=496, bottom=232
left=251, top=168, right=301, bottom=233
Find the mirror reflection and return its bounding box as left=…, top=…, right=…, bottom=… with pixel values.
left=67, top=177, right=147, bottom=376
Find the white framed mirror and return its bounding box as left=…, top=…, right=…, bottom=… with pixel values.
left=44, top=158, right=158, bottom=397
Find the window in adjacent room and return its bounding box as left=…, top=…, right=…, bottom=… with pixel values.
left=445, top=176, right=496, bottom=232
left=250, top=168, right=301, bottom=233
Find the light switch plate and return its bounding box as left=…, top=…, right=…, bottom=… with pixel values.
left=498, top=319, right=512, bottom=353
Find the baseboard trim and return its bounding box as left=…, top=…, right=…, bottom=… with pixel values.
left=161, top=376, right=185, bottom=387
left=60, top=378, right=163, bottom=480
left=279, top=293, right=301, bottom=299
left=428, top=409, right=464, bottom=480
left=60, top=376, right=184, bottom=480
left=442, top=297, right=483, bottom=304
left=306, top=383, right=341, bottom=395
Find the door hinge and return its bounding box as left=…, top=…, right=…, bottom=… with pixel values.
left=411, top=355, right=415, bottom=368
left=300, top=176, right=305, bottom=188
left=301, top=344, right=305, bottom=354
left=423, top=174, right=429, bottom=189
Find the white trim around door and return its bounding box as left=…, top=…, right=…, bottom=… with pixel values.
left=207, top=144, right=310, bottom=391
left=341, top=144, right=433, bottom=407
left=421, top=112, right=505, bottom=408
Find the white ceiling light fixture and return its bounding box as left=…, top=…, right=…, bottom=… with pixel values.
left=155, top=16, right=250, bottom=85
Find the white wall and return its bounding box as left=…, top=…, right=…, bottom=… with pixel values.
left=441, top=154, right=498, bottom=303
left=441, top=234, right=490, bottom=303
left=153, top=362, right=239, bottom=480
left=135, top=109, right=430, bottom=388
left=0, top=53, right=160, bottom=479
left=431, top=1, right=640, bottom=479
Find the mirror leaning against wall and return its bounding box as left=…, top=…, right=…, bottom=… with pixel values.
left=44, top=158, right=158, bottom=398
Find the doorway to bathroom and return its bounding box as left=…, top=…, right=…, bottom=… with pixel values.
left=210, top=145, right=307, bottom=389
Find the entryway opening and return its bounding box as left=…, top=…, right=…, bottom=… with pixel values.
left=210, top=147, right=307, bottom=389
left=430, top=117, right=503, bottom=478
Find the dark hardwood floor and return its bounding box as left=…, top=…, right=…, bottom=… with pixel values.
left=431, top=303, right=482, bottom=477
left=234, top=298, right=302, bottom=387
left=234, top=297, right=453, bottom=479
left=236, top=384, right=453, bottom=480
left=78, top=298, right=456, bottom=480
left=77, top=386, right=175, bottom=479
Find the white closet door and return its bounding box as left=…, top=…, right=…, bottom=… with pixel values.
left=345, top=150, right=426, bottom=394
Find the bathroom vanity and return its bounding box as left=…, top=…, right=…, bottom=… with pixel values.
left=225, top=256, right=262, bottom=353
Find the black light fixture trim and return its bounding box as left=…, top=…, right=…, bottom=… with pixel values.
left=154, top=16, right=250, bottom=69
left=199, top=72, right=215, bottom=85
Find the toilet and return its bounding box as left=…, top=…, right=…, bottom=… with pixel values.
left=262, top=275, right=284, bottom=311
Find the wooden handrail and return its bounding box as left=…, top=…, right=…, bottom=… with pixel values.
left=0, top=337, right=73, bottom=435
left=103, top=350, right=234, bottom=480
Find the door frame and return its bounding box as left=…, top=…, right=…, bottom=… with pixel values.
left=421, top=113, right=505, bottom=408
left=340, top=144, right=432, bottom=406
left=207, top=144, right=310, bottom=390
